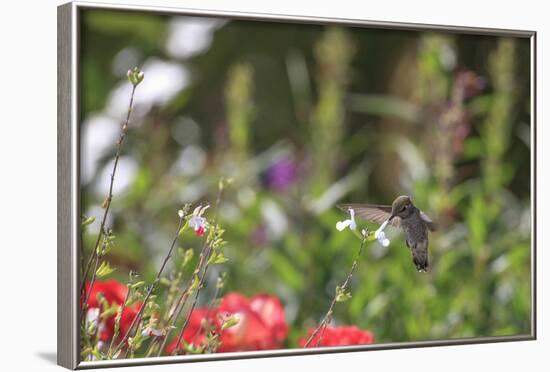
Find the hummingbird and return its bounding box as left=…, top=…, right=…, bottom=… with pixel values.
left=338, top=195, right=437, bottom=272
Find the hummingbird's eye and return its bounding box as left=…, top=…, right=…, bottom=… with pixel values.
left=400, top=205, right=407, bottom=212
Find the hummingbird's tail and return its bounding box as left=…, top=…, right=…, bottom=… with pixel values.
left=412, top=252, right=429, bottom=272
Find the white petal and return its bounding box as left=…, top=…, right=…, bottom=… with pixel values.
left=336, top=220, right=351, bottom=231
left=192, top=205, right=202, bottom=216
left=199, top=205, right=210, bottom=216
left=375, top=220, right=389, bottom=238
left=348, top=208, right=357, bottom=230
left=86, top=308, right=100, bottom=326
left=381, top=238, right=390, bottom=247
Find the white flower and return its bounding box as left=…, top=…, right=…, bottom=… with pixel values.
left=85, top=307, right=100, bottom=328
left=178, top=209, right=184, bottom=218
left=374, top=220, right=390, bottom=247
left=142, top=326, right=163, bottom=337
left=336, top=208, right=357, bottom=231
left=189, top=204, right=209, bottom=237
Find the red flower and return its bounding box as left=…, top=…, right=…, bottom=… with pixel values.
left=84, top=280, right=141, bottom=342
left=85, top=279, right=127, bottom=308
left=165, top=292, right=288, bottom=354
left=299, top=325, right=375, bottom=348
left=248, top=294, right=288, bottom=342
left=195, top=225, right=206, bottom=237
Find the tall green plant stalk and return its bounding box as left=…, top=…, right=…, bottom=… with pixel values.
left=310, top=28, right=355, bottom=192
left=226, top=63, right=254, bottom=164
left=483, top=38, right=517, bottom=199
left=415, top=34, right=456, bottom=216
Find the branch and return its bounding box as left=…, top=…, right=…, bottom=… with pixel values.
left=112, top=207, right=187, bottom=357
left=303, top=237, right=366, bottom=348
left=170, top=181, right=228, bottom=355
left=80, top=69, right=142, bottom=311
left=107, top=285, right=131, bottom=358
left=80, top=231, right=108, bottom=320
left=157, top=180, right=227, bottom=356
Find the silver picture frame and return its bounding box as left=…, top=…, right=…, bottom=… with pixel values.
left=57, top=1, right=537, bottom=369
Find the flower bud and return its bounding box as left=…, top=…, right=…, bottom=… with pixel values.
left=127, top=67, right=144, bottom=86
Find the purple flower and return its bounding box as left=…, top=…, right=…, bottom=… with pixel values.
left=263, top=158, right=298, bottom=192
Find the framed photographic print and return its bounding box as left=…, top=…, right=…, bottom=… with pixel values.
left=57, top=1, right=536, bottom=369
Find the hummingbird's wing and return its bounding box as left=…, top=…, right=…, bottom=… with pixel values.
left=337, top=204, right=401, bottom=228
left=420, top=211, right=437, bottom=231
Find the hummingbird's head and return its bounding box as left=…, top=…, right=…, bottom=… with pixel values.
left=389, top=195, right=413, bottom=221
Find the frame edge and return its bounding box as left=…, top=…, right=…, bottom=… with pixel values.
left=58, top=2, right=78, bottom=370
left=64, top=2, right=537, bottom=369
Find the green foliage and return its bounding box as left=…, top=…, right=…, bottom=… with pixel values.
left=221, top=315, right=240, bottom=331
left=79, top=8, right=532, bottom=358
left=96, top=261, right=116, bottom=278
left=335, top=285, right=352, bottom=303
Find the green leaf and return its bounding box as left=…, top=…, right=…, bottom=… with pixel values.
left=159, top=278, right=171, bottom=287
left=221, top=315, right=240, bottom=330
left=178, top=222, right=189, bottom=236
left=91, top=347, right=103, bottom=360
left=183, top=341, right=206, bottom=354
left=335, top=285, right=352, bottom=302
left=189, top=274, right=201, bottom=291
left=365, top=231, right=377, bottom=242
left=129, top=281, right=146, bottom=290
left=216, top=272, right=227, bottom=290
left=128, top=331, right=146, bottom=350
left=96, top=261, right=116, bottom=278
left=81, top=216, right=96, bottom=227
left=101, top=303, right=119, bottom=318
left=181, top=248, right=194, bottom=268
left=208, top=252, right=228, bottom=265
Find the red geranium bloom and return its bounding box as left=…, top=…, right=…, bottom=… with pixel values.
left=299, top=325, right=375, bottom=348
left=85, top=279, right=127, bottom=308
left=165, top=292, right=288, bottom=354
left=84, top=280, right=141, bottom=342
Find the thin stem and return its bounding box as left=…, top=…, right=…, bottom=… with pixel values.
left=303, top=238, right=366, bottom=348
left=171, top=250, right=211, bottom=355
left=80, top=234, right=107, bottom=320
left=155, top=227, right=212, bottom=356
left=159, top=184, right=226, bottom=356
left=107, top=287, right=131, bottom=358
left=146, top=271, right=196, bottom=356
left=170, top=185, right=225, bottom=356
left=80, top=84, right=137, bottom=307
left=190, top=273, right=224, bottom=346
left=112, top=211, right=186, bottom=357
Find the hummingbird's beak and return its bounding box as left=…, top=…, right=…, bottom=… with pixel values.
left=388, top=214, right=395, bottom=222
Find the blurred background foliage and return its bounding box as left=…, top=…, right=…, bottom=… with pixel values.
left=79, top=8, right=532, bottom=347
